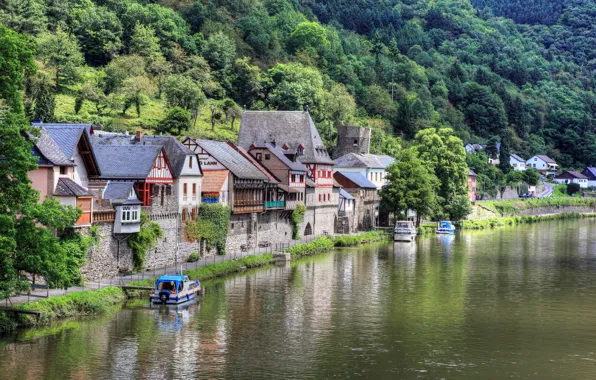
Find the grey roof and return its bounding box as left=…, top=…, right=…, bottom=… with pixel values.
left=340, top=189, right=354, bottom=200
left=33, top=129, right=75, bottom=166
left=510, top=153, right=525, bottom=162
left=103, top=182, right=142, bottom=205
left=336, top=171, right=377, bottom=189
left=36, top=124, right=90, bottom=159
left=555, top=171, right=588, bottom=180
left=141, top=136, right=197, bottom=178
left=54, top=178, right=92, bottom=197
left=583, top=167, right=596, bottom=179
left=334, top=153, right=385, bottom=169
left=536, top=155, right=556, bottom=164
left=376, top=155, right=396, bottom=168
left=197, top=140, right=269, bottom=180
left=238, top=111, right=335, bottom=165
left=469, top=169, right=477, bottom=176
left=92, top=133, right=198, bottom=178
left=251, top=143, right=307, bottom=171
left=94, top=145, right=161, bottom=179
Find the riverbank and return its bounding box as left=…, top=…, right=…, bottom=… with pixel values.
left=461, top=212, right=596, bottom=230
left=0, top=231, right=388, bottom=335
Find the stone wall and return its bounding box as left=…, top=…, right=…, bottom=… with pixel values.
left=518, top=206, right=596, bottom=216
left=333, top=125, right=371, bottom=158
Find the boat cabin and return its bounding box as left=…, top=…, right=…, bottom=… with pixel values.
left=437, top=221, right=456, bottom=234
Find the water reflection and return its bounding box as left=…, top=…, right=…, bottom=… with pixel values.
left=3, top=220, right=596, bottom=379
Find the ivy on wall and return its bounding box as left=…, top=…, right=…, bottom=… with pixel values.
left=291, top=204, right=307, bottom=240
left=128, top=213, right=163, bottom=272
left=185, top=204, right=231, bottom=255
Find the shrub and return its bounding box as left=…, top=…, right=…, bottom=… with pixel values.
left=291, top=204, right=307, bottom=240
left=286, top=236, right=335, bottom=259
left=187, top=252, right=200, bottom=262
left=567, top=183, right=581, bottom=196
left=128, top=213, right=163, bottom=272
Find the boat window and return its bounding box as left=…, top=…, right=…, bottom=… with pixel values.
left=158, top=282, right=175, bottom=291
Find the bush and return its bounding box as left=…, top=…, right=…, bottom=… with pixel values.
left=187, top=252, right=200, bottom=262
left=286, top=236, right=335, bottom=259
left=333, top=231, right=386, bottom=246
left=567, top=183, right=581, bottom=196
left=460, top=212, right=593, bottom=230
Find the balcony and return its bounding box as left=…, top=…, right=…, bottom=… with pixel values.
left=202, top=196, right=219, bottom=204
left=93, top=210, right=115, bottom=223
left=266, top=200, right=285, bottom=209
left=285, top=200, right=297, bottom=210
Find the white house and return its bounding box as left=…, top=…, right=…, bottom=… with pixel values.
left=333, top=153, right=395, bottom=190
left=526, top=155, right=558, bottom=174
left=553, top=171, right=589, bottom=188
left=510, top=154, right=526, bottom=171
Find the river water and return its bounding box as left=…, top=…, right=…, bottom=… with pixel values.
left=2, top=219, right=596, bottom=379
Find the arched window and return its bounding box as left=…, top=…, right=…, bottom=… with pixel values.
left=304, top=222, right=313, bottom=236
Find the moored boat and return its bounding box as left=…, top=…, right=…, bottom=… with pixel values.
left=437, top=221, right=456, bottom=234
left=150, top=275, right=201, bottom=305
left=394, top=221, right=416, bottom=242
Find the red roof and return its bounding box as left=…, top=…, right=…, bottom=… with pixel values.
left=202, top=170, right=229, bottom=192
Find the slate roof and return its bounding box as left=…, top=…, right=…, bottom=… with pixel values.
left=535, top=155, right=556, bottom=164
left=510, top=153, right=525, bottom=162
left=334, top=153, right=385, bottom=168
left=229, top=142, right=280, bottom=183
left=54, top=178, right=92, bottom=197
left=238, top=111, right=334, bottom=165
left=197, top=140, right=269, bottom=180
left=141, top=136, right=199, bottom=178
left=555, top=171, right=587, bottom=180
left=32, top=129, right=75, bottom=166
left=250, top=143, right=307, bottom=171
left=469, top=169, right=477, bottom=176
left=335, top=171, right=377, bottom=189
left=201, top=170, right=229, bottom=192
left=103, top=182, right=142, bottom=205
left=94, top=145, right=161, bottom=179
left=340, top=189, right=355, bottom=200
left=583, top=167, right=596, bottom=180
left=376, top=155, right=396, bottom=168
left=37, top=124, right=90, bottom=159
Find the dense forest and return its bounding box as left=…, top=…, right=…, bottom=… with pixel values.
left=0, top=0, right=595, bottom=169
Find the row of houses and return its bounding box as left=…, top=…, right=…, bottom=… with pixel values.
left=26, top=111, right=396, bottom=277
left=466, top=143, right=559, bottom=174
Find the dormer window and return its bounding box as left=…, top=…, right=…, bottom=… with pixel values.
left=60, top=166, right=67, bottom=175
left=189, top=157, right=193, bottom=168
left=282, top=144, right=289, bottom=150
left=128, top=189, right=135, bottom=199
left=297, top=144, right=304, bottom=155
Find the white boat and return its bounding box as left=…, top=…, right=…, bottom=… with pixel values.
left=437, top=221, right=456, bottom=234
left=150, top=275, right=201, bottom=305
left=394, top=221, right=416, bottom=242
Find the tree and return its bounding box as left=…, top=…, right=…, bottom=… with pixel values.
left=103, top=55, right=146, bottom=95
left=0, top=0, right=47, bottom=35
left=231, top=57, right=262, bottom=107
left=414, top=127, right=470, bottom=220
left=202, top=32, right=236, bottom=73
left=370, top=130, right=401, bottom=158
left=380, top=147, right=437, bottom=225
left=119, top=76, right=155, bottom=117
left=322, top=83, right=356, bottom=127
left=147, top=55, right=172, bottom=98
left=35, top=27, right=84, bottom=89
left=523, top=168, right=540, bottom=186
left=288, top=21, right=330, bottom=57
left=222, top=98, right=242, bottom=131
left=207, top=99, right=224, bottom=131
left=265, top=63, right=325, bottom=116
left=485, top=136, right=500, bottom=159
left=27, top=71, right=56, bottom=123
left=72, top=5, right=123, bottom=65
left=163, top=74, right=205, bottom=123
left=567, top=183, right=581, bottom=196
left=155, top=107, right=191, bottom=136
left=129, top=22, right=161, bottom=58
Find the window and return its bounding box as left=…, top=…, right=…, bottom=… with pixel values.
left=300, top=175, right=304, bottom=183
left=189, top=157, right=193, bottom=168
left=291, top=174, right=296, bottom=182
left=60, top=166, right=67, bottom=175
left=192, top=183, right=197, bottom=195
left=265, top=154, right=271, bottom=160
left=256, top=153, right=262, bottom=161
left=319, top=194, right=322, bottom=202
left=183, top=183, right=188, bottom=195
left=191, top=208, right=196, bottom=221
left=182, top=208, right=187, bottom=221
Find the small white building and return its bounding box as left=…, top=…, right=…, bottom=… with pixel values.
left=103, top=182, right=143, bottom=234
left=526, top=155, right=558, bottom=174
left=553, top=171, right=589, bottom=188
left=333, top=153, right=395, bottom=190
left=510, top=154, right=526, bottom=171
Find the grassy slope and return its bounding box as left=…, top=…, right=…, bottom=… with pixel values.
left=55, top=93, right=239, bottom=142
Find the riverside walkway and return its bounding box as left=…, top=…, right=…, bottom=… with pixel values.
left=1, top=237, right=321, bottom=307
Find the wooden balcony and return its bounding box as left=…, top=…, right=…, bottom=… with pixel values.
left=266, top=200, right=285, bottom=209
left=93, top=210, right=115, bottom=223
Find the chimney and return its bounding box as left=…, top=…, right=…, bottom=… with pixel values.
left=135, top=130, right=142, bottom=142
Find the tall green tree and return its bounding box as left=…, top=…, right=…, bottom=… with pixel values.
left=35, top=27, right=84, bottom=89
left=380, top=147, right=437, bottom=225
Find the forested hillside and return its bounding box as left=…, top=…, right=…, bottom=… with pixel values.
left=1, top=0, right=595, bottom=168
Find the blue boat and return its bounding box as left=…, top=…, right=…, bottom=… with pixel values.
left=150, top=275, right=201, bottom=305
left=437, top=221, right=456, bottom=234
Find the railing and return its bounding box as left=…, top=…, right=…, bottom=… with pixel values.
left=183, top=196, right=188, bottom=203
left=201, top=197, right=219, bottom=204
left=93, top=210, right=115, bottom=223
left=265, top=200, right=285, bottom=209
left=285, top=200, right=297, bottom=210
left=192, top=195, right=197, bottom=202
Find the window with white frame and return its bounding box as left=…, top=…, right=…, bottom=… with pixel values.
left=121, top=206, right=140, bottom=223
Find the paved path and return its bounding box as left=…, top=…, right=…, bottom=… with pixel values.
left=537, top=181, right=554, bottom=198
left=1, top=237, right=320, bottom=307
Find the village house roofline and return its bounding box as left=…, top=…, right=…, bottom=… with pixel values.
left=249, top=143, right=308, bottom=172
left=238, top=110, right=335, bottom=165
left=54, top=178, right=92, bottom=197
left=103, top=181, right=143, bottom=205
left=31, top=129, right=76, bottom=167
left=534, top=155, right=556, bottom=164
left=201, top=170, right=229, bottom=193
left=340, top=188, right=355, bottom=200
left=334, top=152, right=386, bottom=169
left=335, top=171, right=377, bottom=189
left=583, top=167, right=596, bottom=179
left=555, top=171, right=588, bottom=179
left=195, top=139, right=270, bottom=181
left=228, top=142, right=281, bottom=183
left=93, top=144, right=162, bottom=180
left=510, top=153, right=525, bottom=162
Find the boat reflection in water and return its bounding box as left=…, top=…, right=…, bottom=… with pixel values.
left=393, top=240, right=417, bottom=273
left=153, top=301, right=199, bottom=331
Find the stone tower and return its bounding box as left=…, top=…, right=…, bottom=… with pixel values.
left=333, top=125, right=371, bottom=159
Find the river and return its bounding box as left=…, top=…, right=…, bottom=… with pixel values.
left=2, top=219, right=596, bottom=379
